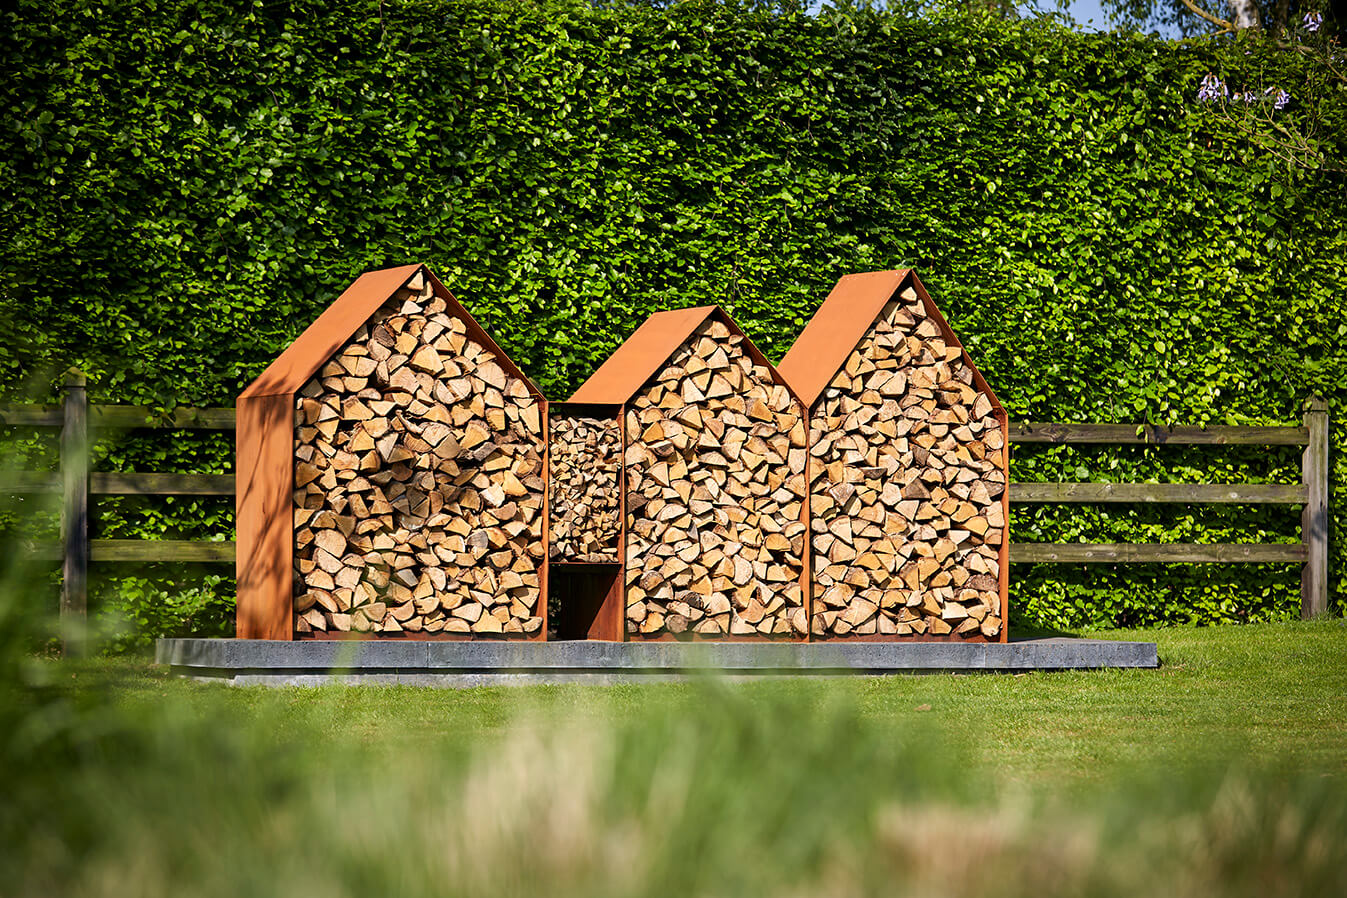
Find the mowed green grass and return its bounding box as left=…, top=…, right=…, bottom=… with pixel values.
left=97, top=619, right=1347, bottom=783
left=10, top=620, right=1342, bottom=898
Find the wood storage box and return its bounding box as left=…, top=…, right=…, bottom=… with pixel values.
left=570, top=307, right=811, bottom=640
left=778, top=271, right=1009, bottom=642
left=236, top=264, right=549, bottom=640
left=547, top=402, right=625, bottom=640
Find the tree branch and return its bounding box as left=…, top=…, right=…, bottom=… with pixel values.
left=1179, top=0, right=1236, bottom=33
left=1274, top=40, right=1347, bottom=85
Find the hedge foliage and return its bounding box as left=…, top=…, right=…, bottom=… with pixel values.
left=2, top=0, right=1344, bottom=640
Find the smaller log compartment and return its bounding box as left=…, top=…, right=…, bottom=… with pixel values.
left=549, top=562, right=624, bottom=641
left=548, top=402, right=627, bottom=641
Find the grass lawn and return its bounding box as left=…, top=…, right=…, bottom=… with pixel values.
left=96, top=619, right=1347, bottom=780
left=7, top=619, right=1346, bottom=897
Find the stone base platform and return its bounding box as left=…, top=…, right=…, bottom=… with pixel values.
left=155, top=637, right=1159, bottom=687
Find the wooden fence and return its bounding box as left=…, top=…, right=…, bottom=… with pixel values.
left=0, top=374, right=1331, bottom=653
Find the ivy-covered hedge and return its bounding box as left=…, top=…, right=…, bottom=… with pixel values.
left=2, top=0, right=1344, bottom=641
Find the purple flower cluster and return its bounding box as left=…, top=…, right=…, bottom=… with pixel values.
left=1196, top=74, right=1291, bottom=111
left=1303, top=11, right=1323, bottom=32
left=1197, top=73, right=1227, bottom=102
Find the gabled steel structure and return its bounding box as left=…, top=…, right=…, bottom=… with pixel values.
left=779, top=270, right=1010, bottom=642
left=236, top=264, right=548, bottom=640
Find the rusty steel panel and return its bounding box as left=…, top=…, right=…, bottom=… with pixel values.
left=241, top=265, right=422, bottom=400
left=777, top=271, right=912, bottom=410
left=537, top=400, right=551, bottom=642
left=235, top=392, right=294, bottom=640
left=568, top=307, right=719, bottom=404
left=780, top=270, right=1006, bottom=421
left=241, top=264, right=544, bottom=402
left=570, top=305, right=803, bottom=405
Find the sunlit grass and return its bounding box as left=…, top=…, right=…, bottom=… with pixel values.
left=4, top=596, right=1346, bottom=896
left=91, top=619, right=1347, bottom=782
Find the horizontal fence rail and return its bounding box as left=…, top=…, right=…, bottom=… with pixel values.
left=21, top=539, right=237, bottom=563
left=1, top=472, right=235, bottom=496
left=1011, top=422, right=1311, bottom=445
left=1012, top=543, right=1308, bottom=564
left=0, top=380, right=1332, bottom=653
left=0, top=403, right=237, bottom=430
left=1008, top=482, right=1309, bottom=504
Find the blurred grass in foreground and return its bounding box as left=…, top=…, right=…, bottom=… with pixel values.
left=0, top=546, right=1344, bottom=896
left=3, top=663, right=1345, bottom=897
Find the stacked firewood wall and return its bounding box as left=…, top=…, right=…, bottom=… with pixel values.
left=809, top=287, right=1006, bottom=638
left=549, top=415, right=622, bottom=562
left=292, top=272, right=546, bottom=636
left=624, top=320, right=809, bottom=638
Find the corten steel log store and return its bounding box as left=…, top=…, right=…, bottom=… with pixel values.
left=566, top=307, right=812, bottom=641
left=236, top=264, right=549, bottom=641
left=778, top=271, right=1010, bottom=642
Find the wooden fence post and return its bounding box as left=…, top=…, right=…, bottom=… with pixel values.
left=1301, top=396, right=1329, bottom=620
left=60, top=370, right=89, bottom=656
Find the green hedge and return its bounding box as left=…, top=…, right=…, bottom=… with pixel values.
left=2, top=0, right=1344, bottom=641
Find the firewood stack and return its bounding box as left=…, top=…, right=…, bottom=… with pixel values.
left=290, top=271, right=546, bottom=637
left=549, top=414, right=622, bottom=562
left=623, top=318, right=809, bottom=638
left=808, top=286, right=1006, bottom=639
